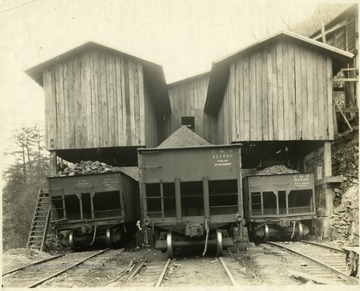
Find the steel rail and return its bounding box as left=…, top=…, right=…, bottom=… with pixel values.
left=155, top=259, right=171, bottom=287
left=2, top=253, right=65, bottom=276
left=126, top=260, right=147, bottom=282
left=300, top=240, right=345, bottom=253
left=26, top=248, right=110, bottom=288
left=266, top=242, right=358, bottom=284
left=219, top=257, right=238, bottom=286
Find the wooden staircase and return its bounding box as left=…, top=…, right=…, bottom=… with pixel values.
left=26, top=189, right=51, bottom=251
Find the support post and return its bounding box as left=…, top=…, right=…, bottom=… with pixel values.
left=324, top=142, right=334, bottom=218
left=323, top=142, right=335, bottom=238
left=49, top=151, right=57, bottom=176
left=175, top=178, right=182, bottom=221
left=203, top=177, right=210, bottom=220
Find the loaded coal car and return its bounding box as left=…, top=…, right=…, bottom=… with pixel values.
left=243, top=166, right=316, bottom=241
left=137, top=126, right=244, bottom=258
left=48, top=161, right=140, bottom=250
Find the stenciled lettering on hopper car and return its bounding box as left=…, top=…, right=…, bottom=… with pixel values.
left=293, top=174, right=311, bottom=187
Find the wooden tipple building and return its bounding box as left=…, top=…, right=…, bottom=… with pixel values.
left=26, top=42, right=171, bottom=169
left=26, top=30, right=354, bottom=243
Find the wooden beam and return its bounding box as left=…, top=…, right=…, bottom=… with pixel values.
left=335, top=107, right=358, bottom=113
left=288, top=269, right=333, bottom=285
left=333, top=98, right=354, bottom=131
left=333, top=78, right=358, bottom=82
left=315, top=175, right=343, bottom=186
left=313, top=20, right=347, bottom=41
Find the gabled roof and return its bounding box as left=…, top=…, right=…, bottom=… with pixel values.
left=168, top=71, right=210, bottom=88
left=25, top=41, right=171, bottom=115
left=157, top=125, right=211, bottom=148
left=204, top=30, right=354, bottom=114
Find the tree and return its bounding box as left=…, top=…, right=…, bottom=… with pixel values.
left=2, top=124, right=49, bottom=251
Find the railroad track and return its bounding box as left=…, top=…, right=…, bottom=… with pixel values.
left=2, top=248, right=111, bottom=288
left=265, top=241, right=359, bottom=285
left=109, top=252, right=252, bottom=287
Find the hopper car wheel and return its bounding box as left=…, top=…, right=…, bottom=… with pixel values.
left=69, top=231, right=75, bottom=250
left=263, top=225, right=269, bottom=242
left=216, top=229, right=223, bottom=257
left=166, top=231, right=173, bottom=259
left=297, top=223, right=304, bottom=240
left=106, top=228, right=111, bottom=247
left=346, top=252, right=358, bottom=277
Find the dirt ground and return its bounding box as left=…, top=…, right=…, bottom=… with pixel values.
left=2, top=239, right=337, bottom=287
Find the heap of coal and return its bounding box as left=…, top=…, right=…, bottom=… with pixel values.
left=255, top=165, right=300, bottom=175
left=56, top=160, right=117, bottom=176
left=157, top=125, right=211, bottom=148
left=242, top=165, right=300, bottom=178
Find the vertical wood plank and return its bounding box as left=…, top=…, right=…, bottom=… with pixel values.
left=128, top=60, right=135, bottom=146
left=62, top=61, right=71, bottom=149
left=249, top=53, right=257, bottom=140
left=276, top=42, right=284, bottom=140
left=100, top=52, right=108, bottom=147
left=306, top=49, right=314, bottom=140
left=326, top=57, right=334, bottom=139
left=300, top=47, right=308, bottom=140
left=107, top=53, right=115, bottom=147
left=261, top=47, right=268, bottom=140
left=124, top=58, right=131, bottom=146
left=287, top=42, right=296, bottom=140
left=112, top=54, right=118, bottom=146
left=282, top=41, right=289, bottom=140
left=43, top=70, right=52, bottom=149
left=318, top=55, right=325, bottom=139
left=312, top=52, right=319, bottom=140
left=230, top=63, right=236, bottom=141
left=243, top=57, right=250, bottom=141
left=120, top=56, right=127, bottom=146
left=138, top=63, right=146, bottom=145
left=54, top=64, right=63, bottom=149
left=232, top=64, right=238, bottom=141
left=134, top=61, right=141, bottom=145
left=266, top=46, right=273, bottom=140
left=85, top=52, right=93, bottom=148
left=255, top=50, right=262, bottom=141
left=271, top=44, right=278, bottom=140
left=91, top=51, right=99, bottom=148
left=294, top=46, right=302, bottom=140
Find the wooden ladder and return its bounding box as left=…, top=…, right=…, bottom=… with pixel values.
left=26, top=189, right=51, bottom=251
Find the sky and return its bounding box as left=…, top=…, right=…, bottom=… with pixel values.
left=0, top=0, right=355, bottom=172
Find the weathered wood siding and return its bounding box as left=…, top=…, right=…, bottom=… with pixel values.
left=43, top=49, right=151, bottom=150
left=165, top=75, right=210, bottom=139
left=212, top=39, right=335, bottom=144
left=144, top=87, right=162, bottom=148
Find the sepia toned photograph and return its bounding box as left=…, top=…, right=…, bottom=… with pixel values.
left=1, top=0, right=359, bottom=288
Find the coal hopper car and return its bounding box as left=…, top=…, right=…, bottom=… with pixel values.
left=138, top=144, right=244, bottom=258
left=48, top=169, right=140, bottom=250
left=243, top=172, right=316, bottom=241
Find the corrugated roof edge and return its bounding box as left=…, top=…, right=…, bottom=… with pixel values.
left=204, top=30, right=354, bottom=113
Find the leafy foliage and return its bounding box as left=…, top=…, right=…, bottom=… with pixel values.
left=2, top=124, right=49, bottom=251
